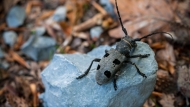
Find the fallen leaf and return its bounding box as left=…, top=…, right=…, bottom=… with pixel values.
left=152, top=91, right=163, bottom=97
left=109, top=0, right=174, bottom=38
left=73, top=13, right=104, bottom=32
left=39, top=60, right=50, bottom=69
left=26, top=1, right=42, bottom=15
left=159, top=94, right=175, bottom=107
left=36, top=10, right=55, bottom=23
left=5, top=94, right=29, bottom=107
left=44, top=23, right=57, bottom=39
left=156, top=42, right=176, bottom=66
left=156, top=69, right=177, bottom=93
left=59, top=21, right=72, bottom=36
left=9, top=50, right=30, bottom=69
left=92, top=1, right=107, bottom=15
left=150, top=42, right=166, bottom=49
left=14, top=33, right=24, bottom=50
left=30, top=83, right=37, bottom=107
left=0, top=23, right=6, bottom=31
left=73, top=32, right=89, bottom=39
left=177, top=65, right=190, bottom=98
left=168, top=62, right=175, bottom=76
left=158, top=60, right=168, bottom=71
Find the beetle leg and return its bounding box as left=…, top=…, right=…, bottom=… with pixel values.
left=76, top=58, right=101, bottom=79
left=113, top=73, right=119, bottom=90
left=105, top=49, right=108, bottom=53
left=124, top=61, right=147, bottom=78
left=113, top=70, right=122, bottom=90
left=127, top=54, right=150, bottom=58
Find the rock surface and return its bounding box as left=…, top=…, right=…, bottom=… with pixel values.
left=3, top=31, right=17, bottom=46
left=34, top=26, right=46, bottom=36
left=6, top=6, right=26, bottom=27
left=52, top=6, right=67, bottom=22
left=21, top=35, right=56, bottom=61
left=90, top=26, right=104, bottom=39
left=40, top=42, right=158, bottom=107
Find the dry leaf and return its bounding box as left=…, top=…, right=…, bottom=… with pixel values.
left=59, top=21, right=72, bottom=36
left=15, top=77, right=31, bottom=99
left=177, top=65, right=190, bottom=98
left=156, top=42, right=176, bottom=66
left=92, top=1, right=107, bottom=15
left=73, top=13, right=104, bottom=32
left=44, top=23, right=57, bottom=39
left=30, top=83, right=37, bottom=107
left=152, top=91, right=163, bottom=97
left=168, top=62, right=175, bottom=76
left=26, top=1, right=42, bottom=15
left=159, top=94, right=175, bottom=107
left=143, top=98, right=156, bottom=107
left=9, top=50, right=30, bottom=69
left=37, top=10, right=55, bottom=21
left=5, top=94, right=28, bottom=107
left=73, top=32, right=89, bottom=39
left=158, top=60, right=168, bottom=71
left=14, top=33, right=24, bottom=50
left=39, top=60, right=50, bottom=69
left=156, top=69, right=177, bottom=93
left=150, top=42, right=166, bottom=49
left=109, top=0, right=174, bottom=38
left=0, top=23, right=6, bottom=31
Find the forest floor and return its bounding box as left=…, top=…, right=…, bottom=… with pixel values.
left=0, top=0, right=190, bottom=107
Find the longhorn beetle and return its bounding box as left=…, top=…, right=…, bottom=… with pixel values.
left=76, top=0, right=173, bottom=90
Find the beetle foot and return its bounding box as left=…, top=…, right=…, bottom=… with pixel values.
left=141, top=54, right=150, bottom=58
left=76, top=74, right=86, bottom=79
left=141, top=73, right=147, bottom=78
left=113, top=80, right=117, bottom=91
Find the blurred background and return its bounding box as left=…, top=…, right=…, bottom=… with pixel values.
left=0, top=0, right=190, bottom=107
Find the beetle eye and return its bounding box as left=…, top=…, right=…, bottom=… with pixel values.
left=104, top=70, right=111, bottom=78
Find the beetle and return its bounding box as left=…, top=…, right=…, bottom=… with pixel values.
left=76, top=0, right=173, bottom=90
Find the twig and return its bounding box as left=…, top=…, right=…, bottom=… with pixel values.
left=91, top=1, right=107, bottom=16
left=73, top=13, right=104, bottom=32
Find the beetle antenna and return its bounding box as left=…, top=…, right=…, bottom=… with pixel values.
left=133, top=32, right=173, bottom=41
left=115, top=0, right=128, bottom=36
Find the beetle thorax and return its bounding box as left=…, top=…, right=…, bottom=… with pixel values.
left=116, top=36, right=136, bottom=55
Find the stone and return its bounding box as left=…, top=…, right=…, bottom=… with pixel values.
left=21, top=35, right=56, bottom=61
left=0, top=60, right=9, bottom=69
left=90, top=26, right=104, bottom=39
left=40, top=42, right=158, bottom=107
left=52, top=6, right=67, bottom=22
left=6, top=6, right=26, bottom=27
left=3, top=31, right=17, bottom=46
left=35, top=26, right=46, bottom=36
left=99, top=0, right=116, bottom=19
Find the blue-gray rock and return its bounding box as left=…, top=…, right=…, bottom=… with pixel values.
left=99, top=0, right=116, bottom=19
left=52, top=6, right=67, bottom=22
left=0, top=48, right=4, bottom=58
left=40, top=42, right=158, bottom=107
left=90, top=26, right=104, bottom=39
left=0, top=60, right=9, bottom=69
left=3, top=31, right=17, bottom=46
left=35, top=26, right=46, bottom=36
left=21, top=35, right=56, bottom=61
left=6, top=6, right=26, bottom=27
